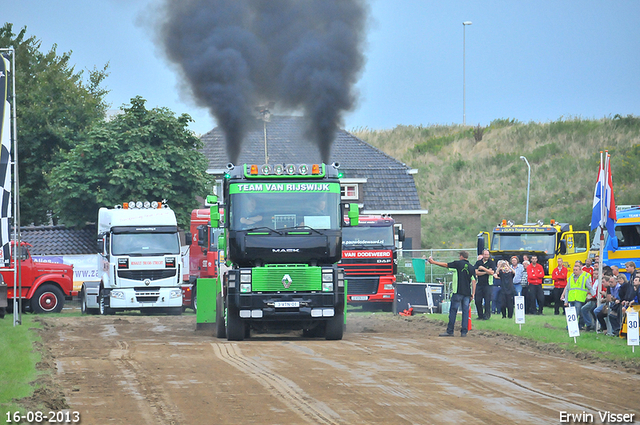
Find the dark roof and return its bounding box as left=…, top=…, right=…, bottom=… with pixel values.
left=201, top=116, right=422, bottom=210
left=20, top=226, right=97, bottom=256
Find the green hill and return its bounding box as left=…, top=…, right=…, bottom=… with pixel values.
left=351, top=116, right=640, bottom=248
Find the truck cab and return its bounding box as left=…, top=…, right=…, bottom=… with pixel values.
left=340, top=215, right=404, bottom=310
left=478, top=220, right=589, bottom=296
left=199, top=162, right=353, bottom=341
left=1, top=242, right=74, bottom=313
left=603, top=206, right=640, bottom=273
left=81, top=201, right=183, bottom=315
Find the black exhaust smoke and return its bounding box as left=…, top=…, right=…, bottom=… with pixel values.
left=155, top=0, right=367, bottom=163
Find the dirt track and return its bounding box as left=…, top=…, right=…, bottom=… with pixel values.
left=38, top=313, right=640, bottom=425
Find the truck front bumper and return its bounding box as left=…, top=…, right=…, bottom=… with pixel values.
left=108, top=287, right=182, bottom=309
left=232, top=292, right=343, bottom=322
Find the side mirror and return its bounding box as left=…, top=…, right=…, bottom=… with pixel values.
left=207, top=195, right=220, bottom=228
left=348, top=203, right=359, bottom=227
left=185, top=232, right=192, bottom=246
left=97, top=237, right=104, bottom=255
left=397, top=228, right=405, bottom=242
left=477, top=234, right=485, bottom=255
left=559, top=240, right=567, bottom=255
left=197, top=225, right=208, bottom=248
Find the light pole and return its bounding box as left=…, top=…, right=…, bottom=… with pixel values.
left=463, top=21, right=472, bottom=126
left=520, top=156, right=531, bottom=223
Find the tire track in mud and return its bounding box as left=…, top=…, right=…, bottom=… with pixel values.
left=211, top=342, right=342, bottom=425
left=111, top=340, right=185, bottom=425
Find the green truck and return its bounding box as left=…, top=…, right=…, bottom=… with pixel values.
left=196, top=162, right=357, bottom=341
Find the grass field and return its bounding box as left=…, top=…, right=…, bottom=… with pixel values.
left=0, top=315, right=42, bottom=417
left=429, top=306, right=639, bottom=363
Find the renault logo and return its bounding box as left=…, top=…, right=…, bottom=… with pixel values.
left=144, top=278, right=151, bottom=286
left=282, top=274, right=292, bottom=289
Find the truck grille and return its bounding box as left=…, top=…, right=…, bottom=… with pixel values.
left=118, top=269, right=176, bottom=281
left=252, top=265, right=321, bottom=292
left=135, top=288, right=161, bottom=303
left=347, top=277, right=379, bottom=295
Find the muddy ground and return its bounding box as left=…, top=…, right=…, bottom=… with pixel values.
left=33, top=312, right=640, bottom=424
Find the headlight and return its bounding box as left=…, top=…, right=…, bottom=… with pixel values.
left=322, top=281, right=334, bottom=292
left=240, top=273, right=252, bottom=283
left=240, top=283, right=252, bottom=293
left=170, top=289, right=182, bottom=299
left=383, top=284, right=394, bottom=290
left=111, top=290, right=124, bottom=299
left=322, top=273, right=333, bottom=283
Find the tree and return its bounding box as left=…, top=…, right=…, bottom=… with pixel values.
left=0, top=23, right=109, bottom=224
left=49, top=96, right=212, bottom=228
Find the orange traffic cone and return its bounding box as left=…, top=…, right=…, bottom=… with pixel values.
left=468, top=305, right=472, bottom=331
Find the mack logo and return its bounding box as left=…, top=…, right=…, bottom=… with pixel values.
left=272, top=248, right=300, bottom=253
left=282, top=274, right=292, bottom=289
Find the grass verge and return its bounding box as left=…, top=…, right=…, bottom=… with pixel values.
left=431, top=306, right=639, bottom=363
left=0, top=315, right=42, bottom=417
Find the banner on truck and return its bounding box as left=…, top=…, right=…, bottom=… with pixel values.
left=33, top=254, right=101, bottom=292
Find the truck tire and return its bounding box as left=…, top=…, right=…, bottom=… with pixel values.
left=215, top=293, right=226, bottom=339
left=226, top=303, right=244, bottom=341
left=166, top=307, right=183, bottom=316
left=80, top=288, right=99, bottom=315
left=302, top=323, right=325, bottom=338
left=325, top=310, right=344, bottom=340
left=0, top=307, right=5, bottom=319
left=99, top=292, right=115, bottom=316
left=31, top=284, right=64, bottom=314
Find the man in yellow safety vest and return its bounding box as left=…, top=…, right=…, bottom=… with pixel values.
left=562, top=262, right=593, bottom=330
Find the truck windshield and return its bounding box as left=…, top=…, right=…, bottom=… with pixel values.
left=491, top=233, right=556, bottom=254
left=342, top=226, right=394, bottom=247
left=111, top=233, right=181, bottom=256
left=230, top=191, right=341, bottom=231
left=615, top=224, right=640, bottom=248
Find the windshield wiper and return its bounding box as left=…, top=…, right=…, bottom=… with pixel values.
left=287, top=225, right=323, bottom=235
left=245, top=226, right=284, bottom=235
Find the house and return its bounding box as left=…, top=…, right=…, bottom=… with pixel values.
left=200, top=116, right=428, bottom=250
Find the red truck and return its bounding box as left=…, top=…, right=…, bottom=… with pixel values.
left=340, top=215, right=404, bottom=311
left=1, top=242, right=74, bottom=313
left=182, top=208, right=223, bottom=312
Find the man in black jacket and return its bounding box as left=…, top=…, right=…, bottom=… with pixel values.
left=429, top=251, right=476, bottom=337
left=474, top=249, right=495, bottom=320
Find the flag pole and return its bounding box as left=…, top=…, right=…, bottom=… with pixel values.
left=596, top=152, right=604, bottom=331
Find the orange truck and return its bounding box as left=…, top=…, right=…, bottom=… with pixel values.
left=1, top=242, right=74, bottom=314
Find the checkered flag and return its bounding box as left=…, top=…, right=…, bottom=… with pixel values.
left=0, top=56, right=12, bottom=266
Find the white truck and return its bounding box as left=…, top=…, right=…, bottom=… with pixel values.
left=81, top=201, right=184, bottom=315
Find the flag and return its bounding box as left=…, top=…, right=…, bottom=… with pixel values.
left=590, top=160, right=604, bottom=230
left=604, top=158, right=617, bottom=244
left=0, top=55, right=12, bottom=266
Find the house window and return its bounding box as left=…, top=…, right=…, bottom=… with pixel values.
left=341, top=184, right=358, bottom=200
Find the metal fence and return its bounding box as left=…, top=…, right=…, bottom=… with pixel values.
left=397, top=248, right=476, bottom=301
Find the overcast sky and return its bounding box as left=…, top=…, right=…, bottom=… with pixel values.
left=4, top=1, right=639, bottom=135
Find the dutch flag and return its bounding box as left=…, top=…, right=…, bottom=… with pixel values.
left=591, top=155, right=617, bottom=250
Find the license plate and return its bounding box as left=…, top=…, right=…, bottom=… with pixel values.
left=351, top=296, right=369, bottom=301
left=274, top=301, right=299, bottom=308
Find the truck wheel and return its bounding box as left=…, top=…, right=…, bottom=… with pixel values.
left=226, top=303, right=244, bottom=341
left=99, top=293, right=115, bottom=316
left=302, top=324, right=325, bottom=338
left=325, top=310, right=344, bottom=340
left=0, top=307, right=5, bottom=319
left=31, top=284, right=64, bottom=314
left=215, top=294, right=226, bottom=339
